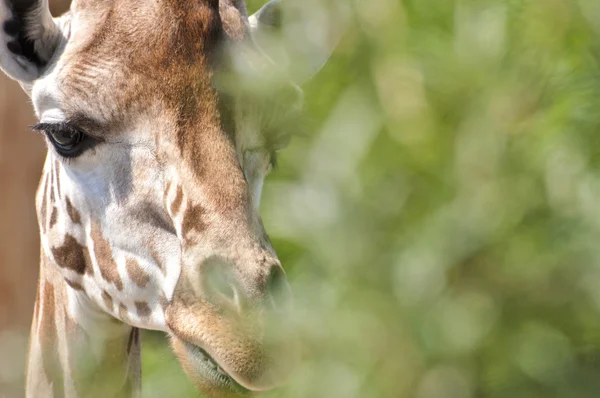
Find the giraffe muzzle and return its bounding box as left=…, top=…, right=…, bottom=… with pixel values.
left=165, top=254, right=300, bottom=394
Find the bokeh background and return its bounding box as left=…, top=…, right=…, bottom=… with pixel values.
left=3, top=0, right=600, bottom=397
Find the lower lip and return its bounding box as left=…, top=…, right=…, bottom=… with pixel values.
left=185, top=341, right=251, bottom=395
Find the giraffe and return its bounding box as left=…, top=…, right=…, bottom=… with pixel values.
left=0, top=0, right=338, bottom=396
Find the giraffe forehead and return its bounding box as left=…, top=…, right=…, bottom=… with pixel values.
left=44, top=0, right=225, bottom=130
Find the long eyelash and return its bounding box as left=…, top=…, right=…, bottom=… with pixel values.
left=32, top=121, right=105, bottom=141
left=31, top=122, right=69, bottom=134
left=31, top=122, right=52, bottom=133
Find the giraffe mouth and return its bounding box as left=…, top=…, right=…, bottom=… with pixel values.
left=166, top=301, right=296, bottom=394
left=183, top=340, right=252, bottom=395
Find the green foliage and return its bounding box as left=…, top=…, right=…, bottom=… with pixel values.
left=144, top=1, right=600, bottom=397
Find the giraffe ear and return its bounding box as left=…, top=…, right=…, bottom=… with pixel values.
left=219, top=0, right=250, bottom=42
left=249, top=0, right=349, bottom=85
left=0, top=0, right=65, bottom=85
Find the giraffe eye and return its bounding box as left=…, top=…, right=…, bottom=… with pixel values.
left=32, top=122, right=95, bottom=158
left=49, top=128, right=83, bottom=151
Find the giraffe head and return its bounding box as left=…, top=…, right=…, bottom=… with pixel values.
left=0, top=0, right=337, bottom=395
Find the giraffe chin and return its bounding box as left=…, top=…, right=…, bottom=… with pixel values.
left=170, top=336, right=274, bottom=397
left=171, top=337, right=253, bottom=397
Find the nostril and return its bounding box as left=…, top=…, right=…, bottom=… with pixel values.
left=204, top=262, right=238, bottom=306
left=266, top=266, right=293, bottom=312
left=201, top=258, right=293, bottom=312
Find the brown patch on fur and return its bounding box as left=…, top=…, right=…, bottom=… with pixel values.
left=49, top=206, right=58, bottom=229
left=135, top=302, right=152, bottom=318
left=159, top=293, right=170, bottom=311
left=47, top=179, right=57, bottom=231
left=90, top=221, right=124, bottom=291
left=66, top=197, right=82, bottom=224
left=65, top=279, right=85, bottom=291
left=181, top=203, right=208, bottom=240
left=170, top=185, right=184, bottom=215
left=126, top=258, right=150, bottom=288
left=119, top=303, right=130, bottom=324
left=101, top=290, right=114, bottom=312
left=132, top=200, right=177, bottom=235
left=149, top=246, right=166, bottom=275
left=49, top=176, right=56, bottom=205
left=54, top=160, right=61, bottom=199
left=51, top=234, right=94, bottom=275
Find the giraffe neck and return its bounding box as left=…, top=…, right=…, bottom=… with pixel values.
left=25, top=251, right=142, bottom=398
